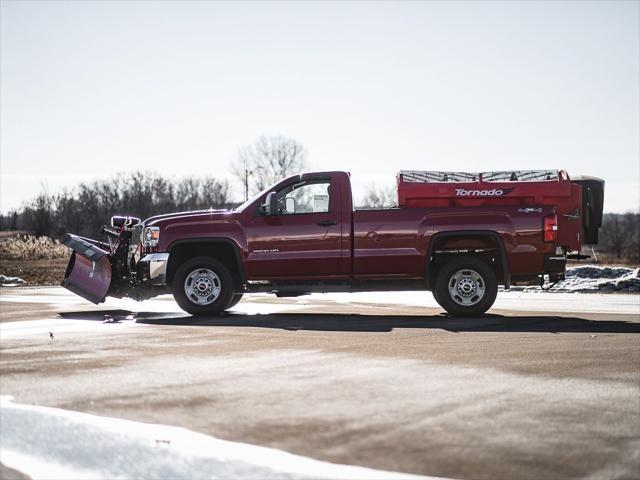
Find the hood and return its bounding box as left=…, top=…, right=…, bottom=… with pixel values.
left=144, top=209, right=231, bottom=226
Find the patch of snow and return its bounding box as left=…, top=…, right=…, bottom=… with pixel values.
left=0, top=274, right=26, bottom=286
left=2, top=287, right=638, bottom=319
left=510, top=266, right=640, bottom=293
left=491, top=291, right=639, bottom=314
left=303, top=291, right=639, bottom=315
left=0, top=396, right=434, bottom=480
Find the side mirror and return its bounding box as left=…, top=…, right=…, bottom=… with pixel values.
left=261, top=192, right=278, bottom=215
left=285, top=197, right=295, bottom=213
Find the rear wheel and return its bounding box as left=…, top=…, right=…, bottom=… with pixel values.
left=172, top=257, right=234, bottom=316
left=434, top=256, right=498, bottom=316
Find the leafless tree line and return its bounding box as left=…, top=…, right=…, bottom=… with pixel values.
left=2, top=176, right=637, bottom=263
left=1, top=135, right=307, bottom=239
left=356, top=183, right=396, bottom=209
left=0, top=132, right=637, bottom=263
left=597, top=212, right=639, bottom=262
left=0, top=172, right=231, bottom=238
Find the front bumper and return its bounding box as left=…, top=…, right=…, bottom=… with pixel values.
left=137, top=253, right=170, bottom=285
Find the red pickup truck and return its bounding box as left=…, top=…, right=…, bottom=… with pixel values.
left=62, top=169, right=604, bottom=316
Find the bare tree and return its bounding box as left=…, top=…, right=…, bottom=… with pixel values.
left=357, top=183, right=396, bottom=209
left=22, top=193, right=54, bottom=237
left=622, top=212, right=639, bottom=262
left=3, top=172, right=232, bottom=238
left=232, top=135, right=307, bottom=200
left=0, top=211, right=18, bottom=231
left=600, top=214, right=626, bottom=259
left=598, top=212, right=640, bottom=262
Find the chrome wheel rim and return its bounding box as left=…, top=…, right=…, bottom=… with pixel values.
left=184, top=268, right=221, bottom=305
left=448, top=269, right=485, bottom=307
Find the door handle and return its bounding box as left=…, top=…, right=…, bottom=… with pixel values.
left=317, top=220, right=337, bottom=226
left=563, top=208, right=580, bottom=220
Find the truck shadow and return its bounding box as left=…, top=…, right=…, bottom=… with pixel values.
left=58, top=310, right=640, bottom=334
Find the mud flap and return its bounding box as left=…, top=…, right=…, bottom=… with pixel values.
left=61, top=234, right=112, bottom=304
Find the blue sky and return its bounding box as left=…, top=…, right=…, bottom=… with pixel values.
left=1, top=0, right=638, bottom=212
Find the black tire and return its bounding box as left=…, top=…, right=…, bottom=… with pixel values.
left=434, top=256, right=498, bottom=316
left=430, top=270, right=441, bottom=304
left=172, top=257, right=234, bottom=316
left=226, top=293, right=243, bottom=309
left=431, top=287, right=441, bottom=305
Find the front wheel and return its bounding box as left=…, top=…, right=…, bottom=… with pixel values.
left=226, top=293, right=243, bottom=309
left=172, top=257, right=234, bottom=316
left=434, top=256, right=498, bottom=316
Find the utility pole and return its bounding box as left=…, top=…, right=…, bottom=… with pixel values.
left=244, top=166, right=249, bottom=202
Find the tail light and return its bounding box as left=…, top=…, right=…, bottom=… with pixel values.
left=544, top=214, right=558, bottom=242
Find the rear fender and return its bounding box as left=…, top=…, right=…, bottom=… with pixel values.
left=426, top=230, right=511, bottom=289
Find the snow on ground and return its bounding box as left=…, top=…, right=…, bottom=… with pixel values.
left=0, top=274, right=26, bottom=286
left=1, top=285, right=638, bottom=317
left=1, top=264, right=637, bottom=295
left=0, top=396, right=434, bottom=480
left=0, top=317, right=140, bottom=340
left=303, top=291, right=639, bottom=315
left=512, top=265, right=640, bottom=293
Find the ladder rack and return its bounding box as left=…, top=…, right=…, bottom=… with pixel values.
left=399, top=170, right=562, bottom=183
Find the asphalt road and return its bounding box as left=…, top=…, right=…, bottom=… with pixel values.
left=1, top=287, right=639, bottom=480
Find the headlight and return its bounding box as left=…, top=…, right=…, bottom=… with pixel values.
left=142, top=226, right=160, bottom=247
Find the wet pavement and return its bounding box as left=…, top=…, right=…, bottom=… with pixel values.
left=1, top=288, right=639, bottom=479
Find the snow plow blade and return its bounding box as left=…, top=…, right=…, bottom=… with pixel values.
left=61, top=234, right=112, bottom=304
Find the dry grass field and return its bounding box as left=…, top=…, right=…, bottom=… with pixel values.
left=0, top=232, right=70, bottom=285
left=0, top=258, right=69, bottom=285
left=0, top=232, right=68, bottom=260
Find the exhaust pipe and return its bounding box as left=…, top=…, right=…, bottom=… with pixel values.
left=61, top=234, right=112, bottom=304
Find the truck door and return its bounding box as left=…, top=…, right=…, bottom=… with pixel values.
left=245, top=176, right=347, bottom=280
